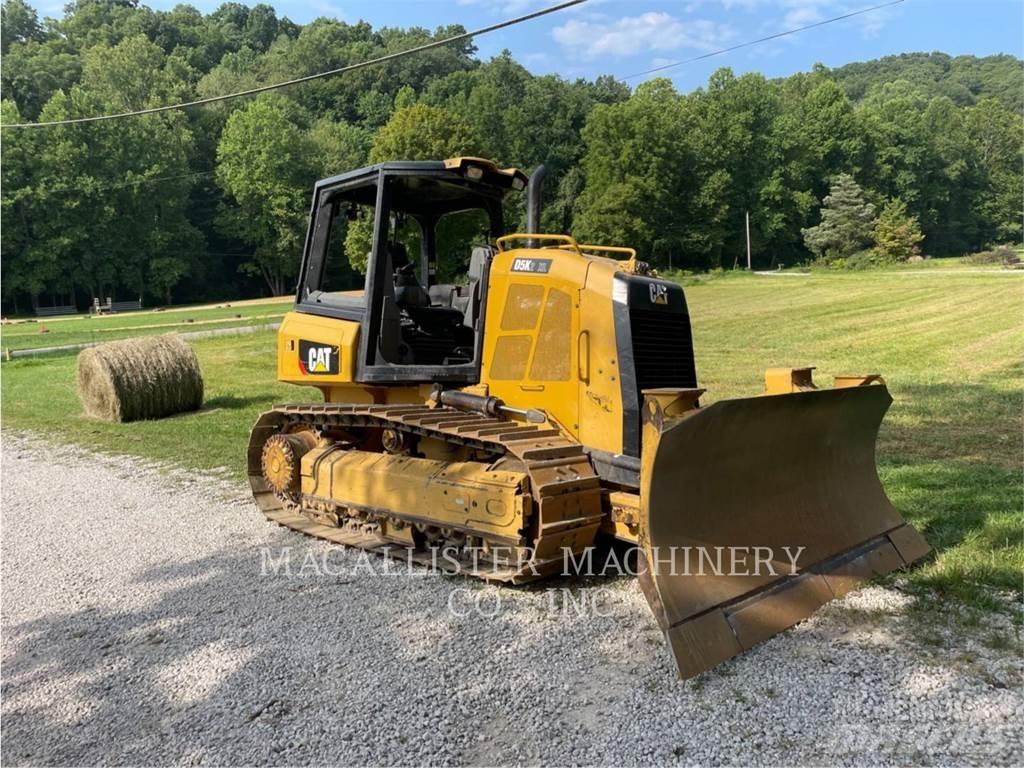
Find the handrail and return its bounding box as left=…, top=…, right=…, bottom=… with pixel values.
left=496, top=233, right=583, bottom=256
left=495, top=235, right=640, bottom=271
left=578, top=244, right=637, bottom=260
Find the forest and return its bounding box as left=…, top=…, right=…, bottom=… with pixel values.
left=1, top=0, right=1021, bottom=312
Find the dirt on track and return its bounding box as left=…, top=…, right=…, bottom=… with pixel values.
left=1, top=434, right=1021, bottom=766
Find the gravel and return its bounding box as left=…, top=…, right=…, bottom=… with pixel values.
left=2, top=433, right=1021, bottom=766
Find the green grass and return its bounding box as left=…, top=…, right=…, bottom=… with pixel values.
left=889, top=256, right=1013, bottom=271
left=686, top=270, right=1023, bottom=605
left=2, top=331, right=296, bottom=473
left=1, top=270, right=1021, bottom=607
left=0, top=299, right=288, bottom=352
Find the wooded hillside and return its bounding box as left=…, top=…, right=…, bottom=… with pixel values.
left=1, top=0, right=1021, bottom=312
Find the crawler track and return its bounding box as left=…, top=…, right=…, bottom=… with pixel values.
left=247, top=403, right=604, bottom=582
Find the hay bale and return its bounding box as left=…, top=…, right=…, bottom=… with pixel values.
left=77, top=334, right=204, bottom=422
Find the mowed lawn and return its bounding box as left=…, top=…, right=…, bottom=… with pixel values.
left=0, top=298, right=289, bottom=352
left=687, top=270, right=1023, bottom=607
left=2, top=269, right=1021, bottom=607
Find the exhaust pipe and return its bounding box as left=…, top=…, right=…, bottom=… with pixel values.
left=526, top=165, right=546, bottom=247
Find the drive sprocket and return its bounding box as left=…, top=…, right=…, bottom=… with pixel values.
left=261, top=430, right=317, bottom=500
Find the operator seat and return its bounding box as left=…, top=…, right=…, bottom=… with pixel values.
left=455, top=246, right=491, bottom=328
left=389, top=243, right=431, bottom=309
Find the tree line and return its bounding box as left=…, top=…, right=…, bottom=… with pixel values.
left=1, top=0, right=1021, bottom=312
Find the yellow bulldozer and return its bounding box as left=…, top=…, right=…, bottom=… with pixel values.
left=248, top=157, right=930, bottom=678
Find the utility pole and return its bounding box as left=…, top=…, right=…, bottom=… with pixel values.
left=745, top=210, right=752, bottom=270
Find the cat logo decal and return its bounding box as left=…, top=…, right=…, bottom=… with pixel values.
left=298, top=340, right=339, bottom=375
left=649, top=283, right=668, bottom=305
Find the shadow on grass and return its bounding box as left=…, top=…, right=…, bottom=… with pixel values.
left=873, top=379, right=1022, bottom=604
left=881, top=459, right=1022, bottom=604
left=202, top=394, right=278, bottom=411
left=880, top=381, right=1021, bottom=471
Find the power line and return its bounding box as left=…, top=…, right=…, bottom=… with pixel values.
left=622, top=0, right=905, bottom=80
left=2, top=0, right=586, bottom=130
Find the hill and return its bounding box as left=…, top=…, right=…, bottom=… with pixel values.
left=830, top=52, right=1022, bottom=112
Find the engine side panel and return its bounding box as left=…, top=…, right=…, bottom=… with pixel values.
left=480, top=247, right=588, bottom=440
left=278, top=310, right=360, bottom=385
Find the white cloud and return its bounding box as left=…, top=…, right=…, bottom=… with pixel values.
left=522, top=51, right=552, bottom=66
left=697, top=0, right=899, bottom=39
left=778, top=0, right=900, bottom=40
left=783, top=4, right=824, bottom=28
left=308, top=0, right=345, bottom=19
left=854, top=3, right=898, bottom=39
left=457, top=0, right=592, bottom=13
left=552, top=12, right=734, bottom=61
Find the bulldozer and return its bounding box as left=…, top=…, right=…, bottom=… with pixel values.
left=248, top=157, right=930, bottom=678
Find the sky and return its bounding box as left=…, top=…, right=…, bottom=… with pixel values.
left=134, top=0, right=1022, bottom=92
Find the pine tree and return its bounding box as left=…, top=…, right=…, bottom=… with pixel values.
left=801, top=174, right=877, bottom=261
left=872, top=198, right=925, bottom=263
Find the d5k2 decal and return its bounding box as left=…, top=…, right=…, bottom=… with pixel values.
left=511, top=257, right=552, bottom=274
left=298, top=340, right=340, bottom=375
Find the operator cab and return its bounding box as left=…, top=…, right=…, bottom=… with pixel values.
left=295, top=158, right=528, bottom=384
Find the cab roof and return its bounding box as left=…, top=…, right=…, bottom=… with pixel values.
left=315, top=157, right=528, bottom=218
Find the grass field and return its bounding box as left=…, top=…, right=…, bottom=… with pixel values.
left=0, top=299, right=289, bottom=352
left=2, top=269, right=1021, bottom=609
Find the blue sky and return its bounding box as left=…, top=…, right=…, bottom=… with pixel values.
left=138, top=0, right=1023, bottom=92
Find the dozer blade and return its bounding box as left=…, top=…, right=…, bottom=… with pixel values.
left=637, top=384, right=930, bottom=679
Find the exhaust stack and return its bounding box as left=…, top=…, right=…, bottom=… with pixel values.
left=526, top=164, right=546, bottom=246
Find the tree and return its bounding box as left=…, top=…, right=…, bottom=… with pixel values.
left=1, top=0, right=44, bottom=54
left=693, top=69, right=786, bottom=267
left=367, top=103, right=480, bottom=163
left=0, top=99, right=55, bottom=312
left=342, top=104, right=482, bottom=273
left=915, top=96, right=986, bottom=253
left=308, top=117, right=371, bottom=177
left=7, top=34, right=202, bottom=309
left=1, top=38, right=82, bottom=120
left=575, top=79, right=700, bottom=266
left=424, top=52, right=610, bottom=233
left=243, top=3, right=279, bottom=52
left=216, top=96, right=315, bottom=295
left=966, top=98, right=1024, bottom=245
left=872, top=198, right=924, bottom=263
left=802, top=174, right=877, bottom=261
left=1, top=0, right=1021, bottom=312
left=832, top=51, right=1023, bottom=112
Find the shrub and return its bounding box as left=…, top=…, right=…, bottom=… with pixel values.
left=872, top=198, right=924, bottom=263
left=842, top=250, right=881, bottom=270
left=965, top=245, right=1020, bottom=265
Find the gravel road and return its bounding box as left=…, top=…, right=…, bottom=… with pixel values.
left=2, top=434, right=1021, bottom=766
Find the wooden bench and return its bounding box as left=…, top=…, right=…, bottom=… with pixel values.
left=35, top=305, right=78, bottom=317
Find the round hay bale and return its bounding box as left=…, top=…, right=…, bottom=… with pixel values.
left=77, top=334, right=204, bottom=422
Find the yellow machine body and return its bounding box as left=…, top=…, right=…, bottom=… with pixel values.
left=276, top=235, right=643, bottom=458
left=252, top=157, right=930, bottom=679
left=277, top=310, right=429, bottom=405
left=300, top=447, right=530, bottom=548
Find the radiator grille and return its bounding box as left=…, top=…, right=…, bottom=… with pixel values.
left=628, top=308, right=697, bottom=391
